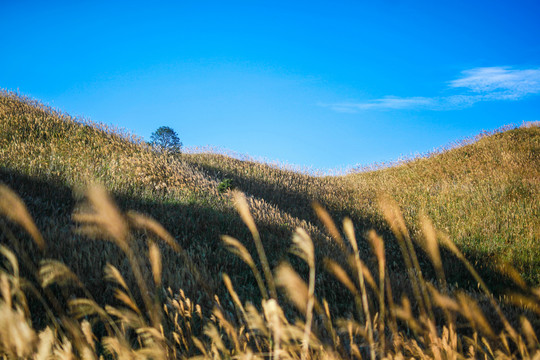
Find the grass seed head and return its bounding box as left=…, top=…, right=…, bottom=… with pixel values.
left=313, top=202, right=345, bottom=248
left=0, top=303, right=37, bottom=358
left=275, top=263, right=309, bottom=314
left=291, top=227, right=314, bottom=267
left=0, top=184, right=45, bottom=250
left=149, top=241, right=162, bottom=287
left=73, top=185, right=129, bottom=250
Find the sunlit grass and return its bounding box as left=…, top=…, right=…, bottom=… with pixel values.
left=0, top=90, right=539, bottom=358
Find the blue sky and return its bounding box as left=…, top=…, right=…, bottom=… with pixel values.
left=1, top=1, right=539, bottom=172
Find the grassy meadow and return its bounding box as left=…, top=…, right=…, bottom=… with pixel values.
left=0, top=90, right=539, bottom=359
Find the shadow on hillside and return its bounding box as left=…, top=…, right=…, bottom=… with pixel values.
left=190, top=162, right=536, bottom=291
left=0, top=167, right=355, bottom=320
left=193, top=161, right=354, bottom=225
left=0, top=168, right=259, bottom=297
left=0, top=167, right=533, bottom=332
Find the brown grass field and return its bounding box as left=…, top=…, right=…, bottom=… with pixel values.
left=0, top=90, right=539, bottom=359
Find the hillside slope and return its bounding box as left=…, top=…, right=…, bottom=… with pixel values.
left=1, top=90, right=540, bottom=358
left=0, top=91, right=345, bottom=307
left=342, top=125, right=540, bottom=285
left=1, top=91, right=538, bottom=295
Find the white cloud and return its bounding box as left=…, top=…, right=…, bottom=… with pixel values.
left=329, top=96, right=434, bottom=112
left=326, top=66, right=540, bottom=113
left=450, top=67, right=540, bottom=96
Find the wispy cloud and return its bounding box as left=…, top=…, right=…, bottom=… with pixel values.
left=329, top=96, right=434, bottom=112
left=326, top=66, right=540, bottom=113
left=450, top=67, right=540, bottom=99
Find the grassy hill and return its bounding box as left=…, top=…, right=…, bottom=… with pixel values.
left=344, top=125, right=540, bottom=285
left=0, top=90, right=539, bottom=359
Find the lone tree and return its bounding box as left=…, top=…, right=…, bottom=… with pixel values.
left=150, top=126, right=182, bottom=153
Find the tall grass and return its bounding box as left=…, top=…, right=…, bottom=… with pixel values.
left=0, top=90, right=539, bottom=358
left=0, top=183, right=539, bottom=359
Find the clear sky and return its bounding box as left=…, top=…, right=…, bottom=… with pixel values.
left=1, top=1, right=539, bottom=172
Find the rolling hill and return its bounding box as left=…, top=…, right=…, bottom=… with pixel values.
left=0, top=90, right=539, bottom=359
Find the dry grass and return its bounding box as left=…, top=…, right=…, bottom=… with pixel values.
left=0, top=90, right=539, bottom=359
left=344, top=124, right=539, bottom=285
